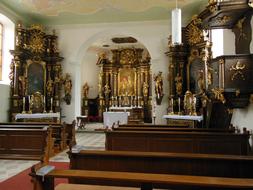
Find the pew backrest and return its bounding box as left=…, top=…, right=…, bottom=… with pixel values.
left=105, top=130, right=249, bottom=155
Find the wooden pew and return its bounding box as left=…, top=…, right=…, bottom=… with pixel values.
left=0, top=126, right=52, bottom=163
left=119, top=123, right=190, bottom=128
left=32, top=167, right=253, bottom=190
left=63, top=121, right=76, bottom=147
left=69, top=150, right=253, bottom=178
left=113, top=126, right=235, bottom=132
left=0, top=122, right=75, bottom=152
left=105, top=130, right=249, bottom=155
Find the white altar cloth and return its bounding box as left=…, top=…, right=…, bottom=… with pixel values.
left=15, top=112, right=61, bottom=120
left=103, top=112, right=128, bottom=128
left=163, top=115, right=203, bottom=122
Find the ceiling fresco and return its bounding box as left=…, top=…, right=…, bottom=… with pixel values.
left=1, top=0, right=208, bottom=25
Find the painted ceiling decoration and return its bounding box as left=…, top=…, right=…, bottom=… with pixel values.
left=1, top=0, right=207, bottom=25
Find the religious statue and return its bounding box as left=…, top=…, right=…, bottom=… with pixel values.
left=175, top=73, right=183, bottom=95
left=104, top=83, right=111, bottom=98
left=197, top=70, right=204, bottom=94
left=46, top=79, right=54, bottom=96
left=98, top=68, right=103, bottom=98
left=18, top=75, right=26, bottom=96
left=184, top=90, right=194, bottom=115
left=154, top=71, right=164, bottom=104
left=63, top=73, right=72, bottom=105
left=96, top=52, right=108, bottom=65
left=83, top=82, right=89, bottom=98
left=142, top=82, right=149, bottom=97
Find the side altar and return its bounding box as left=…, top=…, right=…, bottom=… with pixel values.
left=9, top=23, right=71, bottom=122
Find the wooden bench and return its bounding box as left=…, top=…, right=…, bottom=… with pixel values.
left=0, top=126, right=52, bottom=163
left=113, top=126, right=235, bottom=132
left=105, top=130, right=250, bottom=155
left=55, top=184, right=137, bottom=190
left=32, top=168, right=253, bottom=190
left=69, top=150, right=253, bottom=178
left=63, top=121, right=76, bottom=147
left=119, top=123, right=190, bottom=128
left=0, top=122, right=76, bottom=152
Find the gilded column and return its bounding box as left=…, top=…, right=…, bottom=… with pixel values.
left=13, top=56, right=20, bottom=97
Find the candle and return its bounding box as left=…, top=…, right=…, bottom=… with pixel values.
left=23, top=96, right=25, bottom=105
left=51, top=97, right=53, bottom=106
left=178, top=97, right=180, bottom=107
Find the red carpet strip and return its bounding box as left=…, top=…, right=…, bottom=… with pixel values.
left=0, top=162, right=69, bottom=190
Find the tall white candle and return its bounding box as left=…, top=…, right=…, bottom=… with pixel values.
left=23, top=96, right=25, bottom=105
left=51, top=97, right=53, bottom=105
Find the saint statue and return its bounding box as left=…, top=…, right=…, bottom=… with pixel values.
left=64, top=74, right=72, bottom=95
left=83, top=82, right=89, bottom=98
left=154, top=71, right=163, bottom=98
left=104, top=83, right=111, bottom=98
left=142, top=82, right=149, bottom=97
left=46, top=79, right=54, bottom=96
left=18, top=75, right=26, bottom=96
left=175, top=73, right=183, bottom=95
left=63, top=73, right=72, bottom=105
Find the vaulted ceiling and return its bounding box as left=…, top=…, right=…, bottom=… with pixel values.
left=1, top=0, right=208, bottom=25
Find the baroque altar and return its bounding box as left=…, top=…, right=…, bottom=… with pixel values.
left=97, top=48, right=152, bottom=123
left=9, top=23, right=70, bottom=122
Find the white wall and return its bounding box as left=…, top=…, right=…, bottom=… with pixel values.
left=53, top=20, right=169, bottom=124
left=0, top=84, right=10, bottom=122
left=231, top=16, right=253, bottom=131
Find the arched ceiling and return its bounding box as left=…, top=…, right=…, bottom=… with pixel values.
left=1, top=0, right=208, bottom=25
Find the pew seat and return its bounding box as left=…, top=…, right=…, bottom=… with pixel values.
left=55, top=184, right=137, bottom=190
left=34, top=169, right=253, bottom=190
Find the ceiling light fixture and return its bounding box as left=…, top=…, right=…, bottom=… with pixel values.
left=171, top=0, right=182, bottom=45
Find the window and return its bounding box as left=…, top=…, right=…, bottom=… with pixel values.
left=0, top=23, right=2, bottom=80
left=0, top=13, right=15, bottom=84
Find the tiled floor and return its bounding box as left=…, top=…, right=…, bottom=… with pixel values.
left=0, top=123, right=105, bottom=182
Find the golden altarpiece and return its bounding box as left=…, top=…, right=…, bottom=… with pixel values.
left=166, top=0, right=253, bottom=128
left=96, top=48, right=152, bottom=123
left=9, top=23, right=67, bottom=122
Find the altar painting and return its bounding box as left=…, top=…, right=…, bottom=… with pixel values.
left=118, top=68, right=136, bottom=96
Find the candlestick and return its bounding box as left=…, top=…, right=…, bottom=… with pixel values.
left=50, top=97, right=53, bottom=113
left=22, top=97, right=26, bottom=113
left=178, top=97, right=182, bottom=115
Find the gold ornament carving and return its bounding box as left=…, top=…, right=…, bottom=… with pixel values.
left=230, top=60, right=246, bottom=81
left=211, top=88, right=226, bottom=104
left=216, top=15, right=231, bottom=25
left=186, top=15, right=203, bottom=46
left=235, top=17, right=247, bottom=41
left=28, top=25, right=45, bottom=53
left=120, top=49, right=136, bottom=65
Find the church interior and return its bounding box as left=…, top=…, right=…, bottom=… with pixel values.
left=0, top=0, right=253, bottom=189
